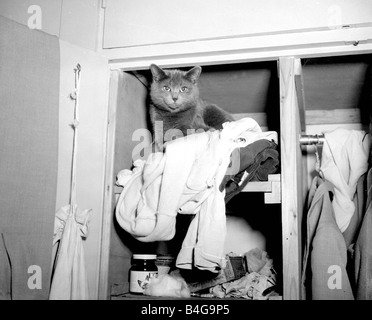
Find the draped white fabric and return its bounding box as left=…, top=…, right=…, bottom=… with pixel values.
left=49, top=205, right=92, bottom=300
left=320, top=129, right=370, bottom=232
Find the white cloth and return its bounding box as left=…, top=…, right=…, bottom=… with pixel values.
left=143, top=274, right=191, bottom=298
left=115, top=118, right=277, bottom=272
left=221, top=117, right=277, bottom=145
left=320, top=128, right=370, bottom=232
left=49, top=205, right=92, bottom=300
left=210, top=271, right=276, bottom=300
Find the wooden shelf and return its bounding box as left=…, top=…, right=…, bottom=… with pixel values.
left=114, top=174, right=281, bottom=204
left=241, top=174, right=281, bottom=204
left=109, top=282, right=282, bottom=300
left=111, top=292, right=282, bottom=300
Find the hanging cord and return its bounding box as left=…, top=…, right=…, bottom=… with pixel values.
left=69, top=63, right=82, bottom=213
left=313, top=144, right=325, bottom=179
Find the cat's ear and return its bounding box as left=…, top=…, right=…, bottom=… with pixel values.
left=185, top=66, right=202, bottom=84
left=150, top=64, right=167, bottom=82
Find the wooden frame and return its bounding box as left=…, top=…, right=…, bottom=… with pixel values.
left=232, top=109, right=362, bottom=129
left=98, top=59, right=371, bottom=301
left=279, top=57, right=307, bottom=300
left=97, top=70, right=120, bottom=300
left=100, top=23, right=372, bottom=70
left=242, top=174, right=281, bottom=204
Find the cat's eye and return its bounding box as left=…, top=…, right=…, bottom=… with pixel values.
left=162, top=86, right=171, bottom=91
left=180, top=87, right=189, bottom=93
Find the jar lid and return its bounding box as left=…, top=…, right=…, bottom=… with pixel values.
left=133, top=254, right=157, bottom=260
left=156, top=255, right=175, bottom=260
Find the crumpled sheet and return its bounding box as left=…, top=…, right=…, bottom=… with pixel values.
left=143, top=273, right=191, bottom=298
left=245, top=248, right=276, bottom=280
left=210, top=248, right=277, bottom=300
left=210, top=272, right=275, bottom=300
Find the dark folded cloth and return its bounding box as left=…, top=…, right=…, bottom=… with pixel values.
left=220, top=139, right=279, bottom=203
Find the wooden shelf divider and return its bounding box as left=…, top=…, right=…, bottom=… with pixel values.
left=241, top=173, right=281, bottom=204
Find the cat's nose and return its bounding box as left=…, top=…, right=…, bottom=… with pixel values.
left=172, top=96, right=178, bottom=102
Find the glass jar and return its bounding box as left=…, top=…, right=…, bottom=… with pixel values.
left=156, top=255, right=175, bottom=275
left=129, top=254, right=158, bottom=294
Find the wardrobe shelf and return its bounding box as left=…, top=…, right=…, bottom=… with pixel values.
left=241, top=174, right=281, bottom=204
left=114, top=174, right=281, bottom=204
left=110, top=292, right=283, bottom=300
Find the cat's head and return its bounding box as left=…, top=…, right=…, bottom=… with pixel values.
left=149, top=64, right=201, bottom=112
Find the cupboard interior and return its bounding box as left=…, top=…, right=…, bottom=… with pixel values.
left=107, top=54, right=371, bottom=299
left=301, top=54, right=371, bottom=187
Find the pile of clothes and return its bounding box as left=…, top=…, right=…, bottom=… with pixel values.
left=115, top=118, right=279, bottom=273
left=142, top=248, right=278, bottom=300
left=209, top=249, right=278, bottom=300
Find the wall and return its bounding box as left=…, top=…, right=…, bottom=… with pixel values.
left=1, top=0, right=109, bottom=299
left=0, top=0, right=101, bottom=51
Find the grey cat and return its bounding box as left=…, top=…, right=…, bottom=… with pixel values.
left=149, top=64, right=234, bottom=150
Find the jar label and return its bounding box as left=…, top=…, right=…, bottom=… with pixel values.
left=130, top=271, right=158, bottom=293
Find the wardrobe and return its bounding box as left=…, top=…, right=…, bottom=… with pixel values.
left=99, top=55, right=372, bottom=300
left=2, top=0, right=371, bottom=301
left=95, top=0, right=372, bottom=300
